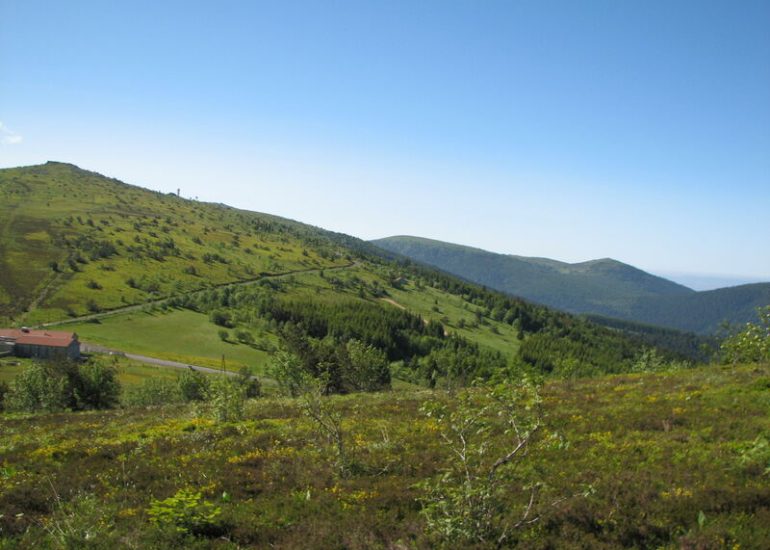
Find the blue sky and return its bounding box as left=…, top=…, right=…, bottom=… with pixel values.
left=1, top=0, right=768, bottom=285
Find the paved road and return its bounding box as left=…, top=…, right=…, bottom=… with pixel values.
left=81, top=342, right=239, bottom=377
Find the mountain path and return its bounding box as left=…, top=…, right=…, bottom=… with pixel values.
left=40, top=261, right=358, bottom=328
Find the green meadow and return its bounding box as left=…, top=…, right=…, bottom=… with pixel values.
left=69, top=309, right=274, bottom=374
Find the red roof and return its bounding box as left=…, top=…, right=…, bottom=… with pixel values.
left=0, top=329, right=78, bottom=348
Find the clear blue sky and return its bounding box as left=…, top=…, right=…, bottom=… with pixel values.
left=1, top=0, right=768, bottom=283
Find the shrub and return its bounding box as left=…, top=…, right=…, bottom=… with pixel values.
left=235, top=330, right=254, bottom=345
left=631, top=348, right=668, bottom=373
left=417, top=379, right=567, bottom=546
left=0, top=380, right=9, bottom=411
left=210, top=310, right=233, bottom=328
left=6, top=360, right=120, bottom=412
left=269, top=350, right=311, bottom=397
left=75, top=362, right=121, bottom=409
left=209, top=377, right=247, bottom=422
left=6, top=363, right=72, bottom=412
left=721, top=306, right=770, bottom=365
left=343, top=339, right=391, bottom=392
left=301, top=385, right=349, bottom=477
left=147, top=488, right=222, bottom=536
left=176, top=370, right=211, bottom=402
left=217, top=329, right=229, bottom=342
left=234, top=366, right=261, bottom=398
left=123, top=378, right=181, bottom=407
left=43, top=493, right=117, bottom=548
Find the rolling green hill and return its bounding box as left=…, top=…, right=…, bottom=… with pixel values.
left=0, top=161, right=356, bottom=325
left=0, top=162, right=690, bottom=384
left=372, top=235, right=770, bottom=334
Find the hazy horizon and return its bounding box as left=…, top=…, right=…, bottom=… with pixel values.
left=2, top=0, right=768, bottom=279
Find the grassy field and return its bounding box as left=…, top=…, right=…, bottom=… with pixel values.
left=69, top=309, right=274, bottom=374
left=1, top=363, right=768, bottom=548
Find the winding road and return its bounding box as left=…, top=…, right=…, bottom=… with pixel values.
left=40, top=261, right=356, bottom=328
left=80, top=342, right=240, bottom=377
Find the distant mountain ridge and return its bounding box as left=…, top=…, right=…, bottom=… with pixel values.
left=371, top=235, right=770, bottom=334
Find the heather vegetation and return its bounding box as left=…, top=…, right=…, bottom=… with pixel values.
left=1, top=363, right=769, bottom=548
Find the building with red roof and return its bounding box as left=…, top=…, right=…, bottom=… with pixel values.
left=0, top=328, right=81, bottom=361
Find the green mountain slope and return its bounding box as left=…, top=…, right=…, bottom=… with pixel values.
left=372, top=235, right=770, bottom=334
left=629, top=282, right=770, bottom=333
left=0, top=162, right=692, bottom=382
left=0, top=162, right=357, bottom=324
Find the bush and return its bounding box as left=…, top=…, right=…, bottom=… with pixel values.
left=0, top=380, right=8, bottom=411
left=75, top=362, right=121, bottom=409
left=721, top=306, right=770, bottom=365
left=343, top=339, right=391, bottom=392
left=123, top=378, right=180, bottom=407
left=217, top=329, right=229, bottom=342
left=176, top=370, right=211, bottom=402
left=417, top=380, right=565, bottom=546
left=210, top=310, right=233, bottom=328
left=269, top=350, right=311, bottom=397
left=209, top=377, right=247, bottom=422
left=147, top=488, right=222, bottom=536
left=42, top=493, right=117, bottom=548
left=235, top=330, right=254, bottom=345
left=5, top=361, right=121, bottom=413
left=234, top=366, right=261, bottom=398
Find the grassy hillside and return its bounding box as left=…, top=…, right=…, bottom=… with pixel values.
left=372, top=235, right=770, bottom=334
left=0, top=162, right=351, bottom=325
left=1, top=363, right=768, bottom=548
left=65, top=259, right=634, bottom=384
left=0, top=162, right=684, bottom=384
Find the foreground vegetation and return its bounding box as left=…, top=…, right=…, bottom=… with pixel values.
left=0, top=362, right=768, bottom=548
